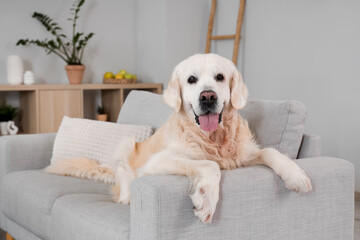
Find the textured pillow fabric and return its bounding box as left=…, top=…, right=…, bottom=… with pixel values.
left=51, top=117, right=154, bottom=165
left=118, top=91, right=306, bottom=159
left=239, top=100, right=307, bottom=159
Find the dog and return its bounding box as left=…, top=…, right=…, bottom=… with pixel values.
left=46, top=53, right=312, bottom=223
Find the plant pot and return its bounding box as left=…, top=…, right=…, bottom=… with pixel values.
left=65, top=65, right=85, bottom=84
left=97, top=114, right=107, bottom=121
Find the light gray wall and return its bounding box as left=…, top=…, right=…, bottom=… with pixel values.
left=0, top=0, right=136, bottom=85
left=239, top=0, right=360, bottom=191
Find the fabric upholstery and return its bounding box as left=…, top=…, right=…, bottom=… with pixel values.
left=1, top=170, right=109, bottom=240
left=51, top=116, right=154, bottom=165
left=118, top=91, right=306, bottom=158
left=130, top=157, right=354, bottom=240
left=51, top=194, right=129, bottom=240
left=0, top=133, right=56, bottom=231
left=5, top=218, right=41, bottom=240
left=297, top=134, right=322, bottom=158
left=239, top=100, right=306, bottom=159
left=117, top=90, right=172, bottom=130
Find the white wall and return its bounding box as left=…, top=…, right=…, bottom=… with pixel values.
left=0, top=0, right=136, bottom=85
left=239, top=0, right=360, bottom=191
left=1, top=0, right=359, bottom=190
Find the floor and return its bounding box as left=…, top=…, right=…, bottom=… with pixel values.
left=0, top=203, right=358, bottom=240
left=355, top=202, right=360, bottom=240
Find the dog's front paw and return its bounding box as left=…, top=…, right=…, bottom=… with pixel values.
left=190, top=162, right=221, bottom=223
left=283, top=167, right=312, bottom=193
left=190, top=183, right=219, bottom=223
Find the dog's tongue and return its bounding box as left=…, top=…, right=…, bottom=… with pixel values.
left=198, top=114, right=219, bottom=132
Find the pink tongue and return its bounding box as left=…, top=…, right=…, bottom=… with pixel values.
left=198, top=114, right=219, bottom=132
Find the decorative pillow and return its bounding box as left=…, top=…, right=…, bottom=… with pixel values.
left=50, top=116, right=154, bottom=165
left=239, top=100, right=307, bottom=159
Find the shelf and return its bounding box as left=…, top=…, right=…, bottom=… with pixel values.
left=0, top=83, right=163, bottom=134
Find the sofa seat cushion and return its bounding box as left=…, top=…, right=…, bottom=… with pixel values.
left=51, top=194, right=129, bottom=240
left=1, top=170, right=110, bottom=240
left=118, top=91, right=306, bottom=159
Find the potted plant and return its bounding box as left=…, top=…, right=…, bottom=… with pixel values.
left=96, top=106, right=107, bottom=121
left=0, top=105, right=19, bottom=135
left=16, top=0, right=94, bottom=84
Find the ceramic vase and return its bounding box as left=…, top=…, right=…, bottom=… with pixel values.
left=0, top=121, right=19, bottom=136
left=7, top=55, right=24, bottom=85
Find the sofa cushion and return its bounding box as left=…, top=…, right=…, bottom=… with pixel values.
left=239, top=100, right=306, bottom=159
left=51, top=194, right=129, bottom=240
left=1, top=170, right=109, bottom=240
left=51, top=116, right=154, bottom=165
left=118, top=91, right=306, bottom=159
left=117, top=90, right=172, bottom=129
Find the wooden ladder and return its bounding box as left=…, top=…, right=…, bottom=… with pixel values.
left=205, top=0, right=246, bottom=65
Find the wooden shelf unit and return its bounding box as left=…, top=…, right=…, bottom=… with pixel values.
left=0, top=83, right=162, bottom=134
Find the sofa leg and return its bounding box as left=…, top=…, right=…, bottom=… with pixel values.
left=6, top=233, right=15, bottom=240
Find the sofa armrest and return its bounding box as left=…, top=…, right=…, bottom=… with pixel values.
left=297, top=134, right=322, bottom=158
left=0, top=133, right=56, bottom=231
left=0, top=133, right=56, bottom=174
left=130, top=157, right=354, bottom=240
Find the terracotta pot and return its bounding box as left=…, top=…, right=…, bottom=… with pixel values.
left=65, top=65, right=85, bottom=84
left=97, top=114, right=107, bottom=121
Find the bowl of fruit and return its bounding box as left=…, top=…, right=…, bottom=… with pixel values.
left=103, top=70, right=137, bottom=84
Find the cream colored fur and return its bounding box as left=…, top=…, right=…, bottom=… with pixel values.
left=46, top=53, right=312, bottom=223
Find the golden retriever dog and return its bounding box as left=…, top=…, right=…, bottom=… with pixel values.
left=46, top=53, right=312, bottom=223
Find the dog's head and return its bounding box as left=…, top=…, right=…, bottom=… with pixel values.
left=163, top=53, right=248, bottom=132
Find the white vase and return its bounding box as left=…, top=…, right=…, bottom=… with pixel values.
left=7, top=55, right=24, bottom=85
left=0, top=122, right=9, bottom=135
left=23, top=71, right=35, bottom=85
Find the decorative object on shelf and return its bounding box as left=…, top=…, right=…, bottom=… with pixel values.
left=23, top=71, right=35, bottom=85
left=103, top=70, right=137, bottom=84
left=0, top=105, right=18, bottom=136
left=16, top=0, right=94, bottom=85
left=7, top=55, right=24, bottom=85
left=96, top=105, right=107, bottom=121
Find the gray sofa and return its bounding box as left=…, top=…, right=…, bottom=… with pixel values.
left=0, top=90, right=354, bottom=240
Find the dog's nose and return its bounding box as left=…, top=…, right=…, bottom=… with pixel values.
left=199, top=91, right=217, bottom=109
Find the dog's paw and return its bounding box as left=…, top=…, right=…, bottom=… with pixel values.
left=283, top=167, right=312, bottom=193
left=190, top=162, right=221, bottom=223
left=190, top=183, right=219, bottom=223
left=111, top=185, right=130, bottom=204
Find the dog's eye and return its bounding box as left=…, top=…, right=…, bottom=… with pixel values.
left=187, top=75, right=198, bottom=84
left=215, top=73, right=224, bottom=82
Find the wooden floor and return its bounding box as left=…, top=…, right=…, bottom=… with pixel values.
left=0, top=203, right=359, bottom=239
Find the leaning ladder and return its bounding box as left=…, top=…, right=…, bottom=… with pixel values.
left=205, top=0, right=246, bottom=65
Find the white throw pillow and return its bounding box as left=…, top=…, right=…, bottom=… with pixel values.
left=50, top=116, right=154, bottom=165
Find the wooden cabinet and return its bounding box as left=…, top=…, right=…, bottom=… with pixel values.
left=0, top=83, right=162, bottom=134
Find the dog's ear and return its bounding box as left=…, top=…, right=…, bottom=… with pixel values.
left=230, top=70, right=248, bottom=110
left=163, top=72, right=182, bottom=112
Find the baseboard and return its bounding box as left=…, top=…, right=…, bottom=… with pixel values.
left=355, top=191, right=360, bottom=203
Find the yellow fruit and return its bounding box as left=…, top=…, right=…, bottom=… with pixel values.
left=118, top=70, right=127, bottom=75
left=133, top=74, right=137, bottom=80
left=104, top=72, right=114, bottom=79
left=115, top=74, right=124, bottom=79
left=124, top=73, right=133, bottom=79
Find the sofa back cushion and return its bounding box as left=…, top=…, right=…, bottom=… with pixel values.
left=118, top=91, right=306, bottom=159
